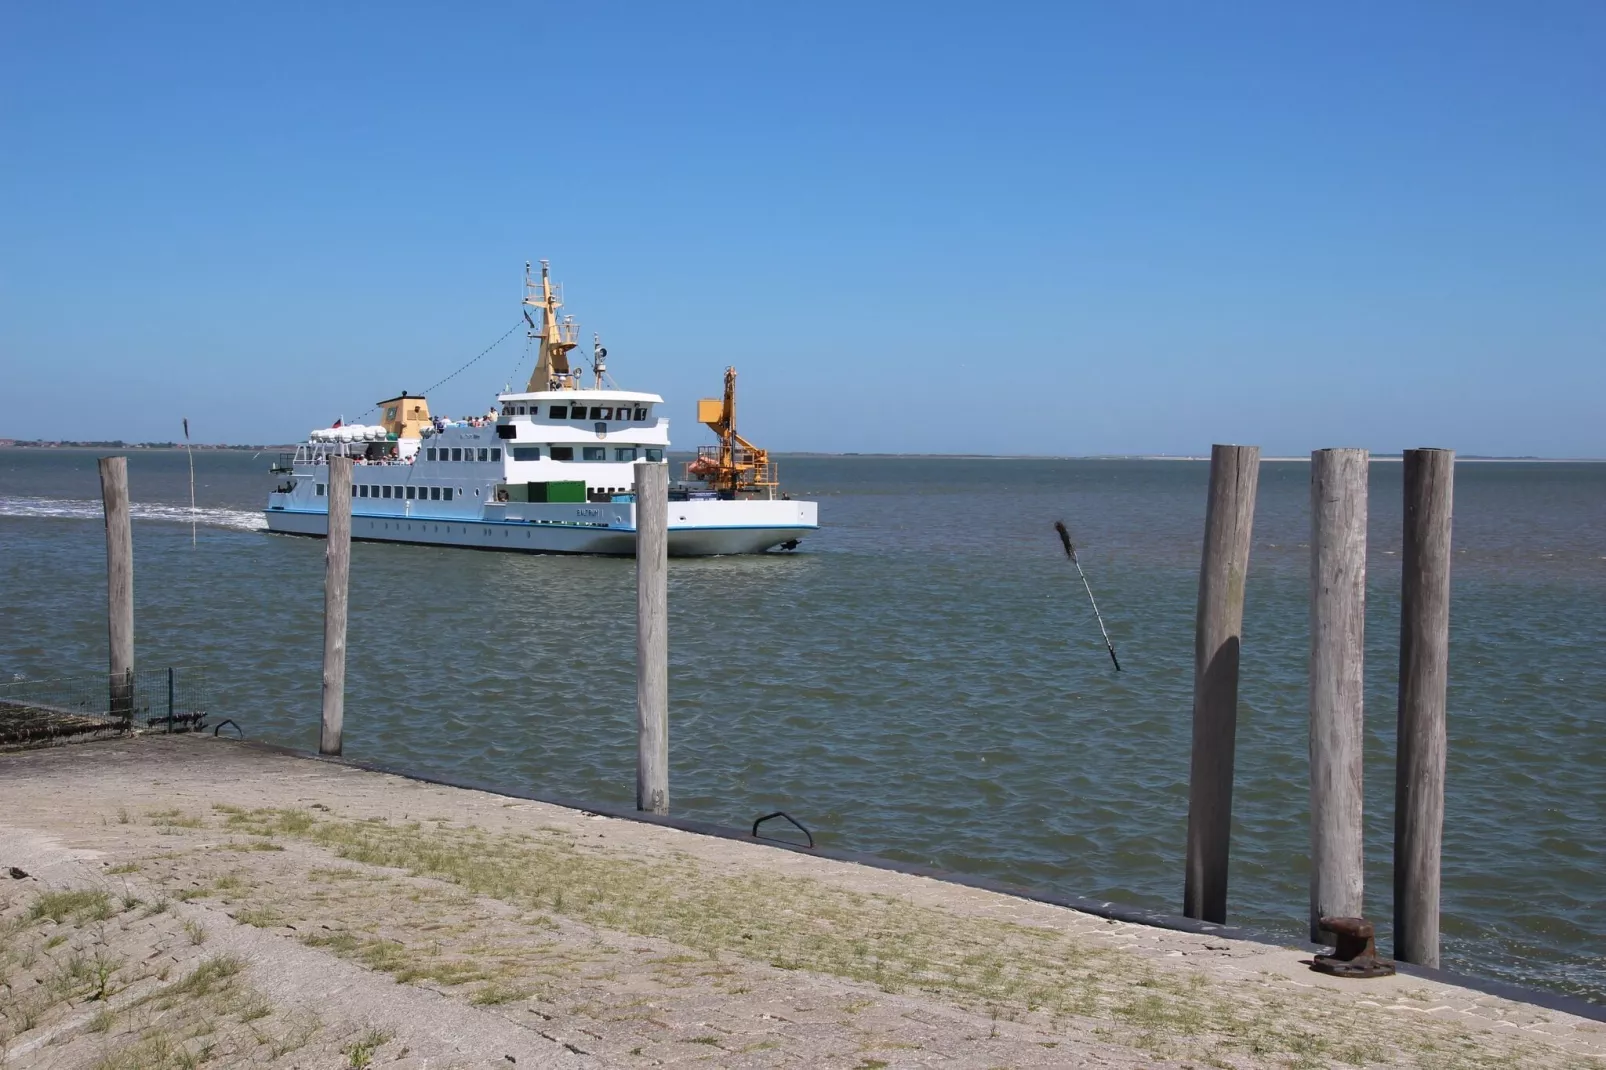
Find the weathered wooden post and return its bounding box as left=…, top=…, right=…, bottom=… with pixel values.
left=1309, top=448, right=1368, bottom=942
left=98, top=457, right=135, bottom=725
left=1184, top=444, right=1260, bottom=923
left=319, top=456, right=353, bottom=756
left=1395, top=448, right=1454, bottom=966
left=634, top=459, right=670, bottom=815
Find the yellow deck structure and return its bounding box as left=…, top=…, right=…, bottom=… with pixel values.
left=687, top=367, right=777, bottom=497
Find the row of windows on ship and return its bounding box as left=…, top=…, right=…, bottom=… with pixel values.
left=311, top=483, right=639, bottom=501
left=422, top=445, right=663, bottom=463
left=321, top=484, right=462, bottom=501
left=503, top=403, right=651, bottom=420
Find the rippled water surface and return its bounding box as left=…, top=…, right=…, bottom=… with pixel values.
left=2, top=448, right=1603, bottom=1000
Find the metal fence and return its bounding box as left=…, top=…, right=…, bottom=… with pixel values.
left=0, top=667, right=211, bottom=748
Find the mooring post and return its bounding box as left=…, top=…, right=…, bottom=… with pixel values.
left=319, top=455, right=353, bottom=757
left=1395, top=447, right=1454, bottom=967
left=1183, top=444, right=1260, bottom=923
left=97, top=457, right=135, bottom=725
left=1309, top=448, right=1369, bottom=942
left=634, top=459, right=670, bottom=815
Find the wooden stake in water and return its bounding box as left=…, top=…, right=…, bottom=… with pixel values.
left=1309, top=448, right=1368, bottom=943
left=634, top=459, right=670, bottom=814
left=182, top=417, right=197, bottom=547
left=319, top=456, right=353, bottom=757
left=98, top=456, right=135, bottom=724
left=1183, top=444, right=1261, bottom=924
left=1394, top=447, right=1454, bottom=967
left=1053, top=521, right=1120, bottom=671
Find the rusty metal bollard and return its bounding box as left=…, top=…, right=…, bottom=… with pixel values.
left=1312, top=916, right=1396, bottom=978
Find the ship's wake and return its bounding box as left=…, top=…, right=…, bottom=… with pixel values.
left=0, top=497, right=268, bottom=532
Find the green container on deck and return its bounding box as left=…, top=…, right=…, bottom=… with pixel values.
left=528, top=480, right=587, bottom=504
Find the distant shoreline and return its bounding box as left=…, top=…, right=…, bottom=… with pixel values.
left=1, top=445, right=1601, bottom=463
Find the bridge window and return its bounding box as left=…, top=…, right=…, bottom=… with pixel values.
left=582, top=446, right=606, bottom=461
left=490, top=448, right=501, bottom=461
left=425, top=448, right=436, bottom=461
left=405, top=487, right=415, bottom=499
left=549, top=405, right=568, bottom=418
left=645, top=448, right=663, bottom=462
left=447, top=448, right=458, bottom=461
left=443, top=488, right=454, bottom=501
left=634, top=407, right=647, bottom=420
left=316, top=483, right=325, bottom=496
left=512, top=446, right=541, bottom=461
left=615, top=448, right=637, bottom=461
left=551, top=446, right=574, bottom=461
left=381, top=486, right=391, bottom=498
left=478, top=448, right=489, bottom=462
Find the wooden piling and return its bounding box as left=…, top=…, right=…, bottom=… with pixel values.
left=97, top=457, right=134, bottom=724
left=634, top=460, right=670, bottom=814
left=1308, top=448, right=1369, bottom=942
left=1183, top=444, right=1260, bottom=923
left=319, top=456, right=353, bottom=757
left=1395, top=448, right=1454, bottom=967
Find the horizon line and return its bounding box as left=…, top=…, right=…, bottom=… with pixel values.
left=3, top=443, right=1603, bottom=463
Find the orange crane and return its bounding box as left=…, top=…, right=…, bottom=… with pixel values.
left=685, top=367, right=777, bottom=497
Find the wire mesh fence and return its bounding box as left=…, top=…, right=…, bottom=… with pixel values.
left=0, top=667, right=212, bottom=748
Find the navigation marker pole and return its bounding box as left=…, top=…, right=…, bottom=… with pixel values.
left=182, top=417, right=197, bottom=547
left=1054, top=520, right=1121, bottom=671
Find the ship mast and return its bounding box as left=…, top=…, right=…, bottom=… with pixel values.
left=523, top=260, right=580, bottom=392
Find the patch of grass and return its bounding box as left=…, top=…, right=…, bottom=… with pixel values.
left=88, top=951, right=124, bottom=1000
left=29, top=888, right=114, bottom=924
left=183, top=919, right=207, bottom=945
left=167, top=954, right=244, bottom=998
left=235, top=906, right=280, bottom=928
left=469, top=982, right=531, bottom=1005
left=237, top=998, right=272, bottom=1023
left=94, top=1030, right=176, bottom=1070
left=175, top=807, right=1572, bottom=1070
left=147, top=808, right=206, bottom=829
left=344, top=1026, right=392, bottom=1069
left=106, top=862, right=140, bottom=875
left=303, top=930, right=493, bottom=987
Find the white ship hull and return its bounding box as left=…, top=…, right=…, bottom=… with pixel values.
left=264, top=498, right=817, bottom=557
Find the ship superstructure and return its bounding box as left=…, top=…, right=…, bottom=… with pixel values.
left=263, top=262, right=817, bottom=555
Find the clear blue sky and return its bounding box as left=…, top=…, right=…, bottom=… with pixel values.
left=3, top=2, right=1603, bottom=456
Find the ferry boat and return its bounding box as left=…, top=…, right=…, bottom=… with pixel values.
left=263, top=262, right=817, bottom=555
